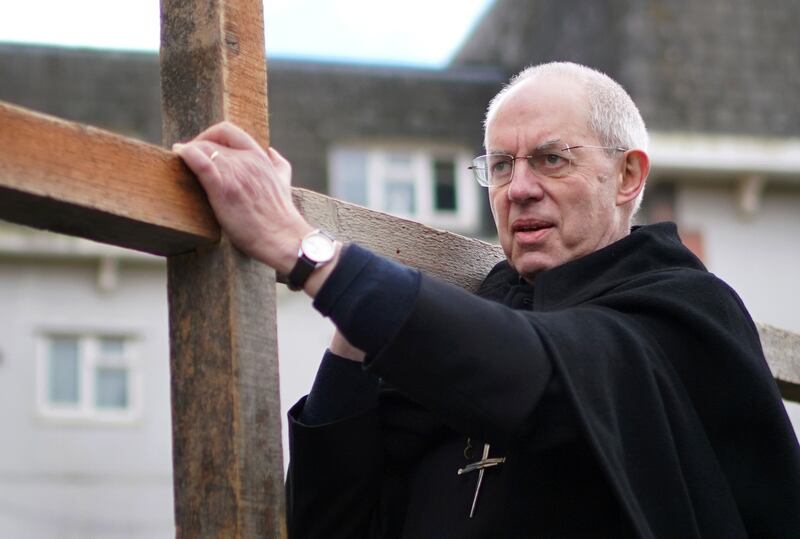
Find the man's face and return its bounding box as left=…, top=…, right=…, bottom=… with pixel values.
left=486, top=76, right=626, bottom=281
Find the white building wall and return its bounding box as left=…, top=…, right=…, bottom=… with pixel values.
left=0, top=259, right=174, bottom=538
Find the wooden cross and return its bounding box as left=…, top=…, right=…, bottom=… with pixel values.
left=1, top=1, right=799, bottom=537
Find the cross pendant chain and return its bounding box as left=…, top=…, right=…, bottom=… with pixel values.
left=457, top=443, right=506, bottom=518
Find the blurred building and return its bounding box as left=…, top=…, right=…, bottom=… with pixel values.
left=2, top=0, right=799, bottom=536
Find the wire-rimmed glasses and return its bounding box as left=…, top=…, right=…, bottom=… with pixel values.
left=469, top=141, right=627, bottom=188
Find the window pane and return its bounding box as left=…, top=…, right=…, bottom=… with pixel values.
left=100, top=336, right=125, bottom=356
left=96, top=367, right=129, bottom=409
left=386, top=152, right=412, bottom=168
left=384, top=181, right=416, bottom=214
left=330, top=149, right=367, bottom=206
left=49, top=337, right=79, bottom=404
left=433, top=159, right=457, bottom=211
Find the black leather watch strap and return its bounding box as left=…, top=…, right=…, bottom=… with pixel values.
left=287, top=255, right=317, bottom=291
left=286, top=229, right=336, bottom=291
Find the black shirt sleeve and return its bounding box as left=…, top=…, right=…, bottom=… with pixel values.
left=313, top=243, right=420, bottom=355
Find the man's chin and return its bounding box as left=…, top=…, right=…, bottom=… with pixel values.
left=511, top=253, right=557, bottom=281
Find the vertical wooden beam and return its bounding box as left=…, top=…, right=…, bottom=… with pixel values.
left=160, top=0, right=286, bottom=537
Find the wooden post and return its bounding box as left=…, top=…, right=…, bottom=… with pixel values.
left=160, top=0, right=286, bottom=536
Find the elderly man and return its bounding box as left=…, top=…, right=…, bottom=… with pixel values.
left=175, top=62, right=800, bottom=537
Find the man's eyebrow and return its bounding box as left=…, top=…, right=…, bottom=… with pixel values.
left=486, top=139, right=564, bottom=155
left=486, top=138, right=566, bottom=155
left=533, top=138, right=563, bottom=151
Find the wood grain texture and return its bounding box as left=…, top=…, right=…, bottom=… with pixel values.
left=167, top=241, right=283, bottom=537
left=757, top=323, right=800, bottom=402
left=161, top=0, right=286, bottom=537
left=0, top=101, right=219, bottom=255
left=292, top=188, right=507, bottom=292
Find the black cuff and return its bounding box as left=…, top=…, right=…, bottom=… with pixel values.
left=313, top=243, right=420, bottom=354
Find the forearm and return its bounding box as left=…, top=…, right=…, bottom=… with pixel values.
left=312, top=243, right=420, bottom=355
left=363, top=274, right=554, bottom=442
left=312, top=247, right=555, bottom=441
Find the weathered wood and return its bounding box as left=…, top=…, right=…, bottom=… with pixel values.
left=0, top=101, right=219, bottom=255
left=292, top=188, right=506, bottom=292
left=757, top=323, right=800, bottom=402
left=161, top=0, right=286, bottom=537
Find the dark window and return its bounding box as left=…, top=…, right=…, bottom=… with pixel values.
left=433, top=159, right=457, bottom=211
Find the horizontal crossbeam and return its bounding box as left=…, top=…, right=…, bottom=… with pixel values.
left=0, top=101, right=220, bottom=255
left=292, top=188, right=506, bottom=292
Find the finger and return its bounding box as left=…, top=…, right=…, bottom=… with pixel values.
left=174, top=143, right=226, bottom=195
left=172, top=140, right=221, bottom=160
left=193, top=121, right=261, bottom=151
left=267, top=146, right=288, bottom=166
left=267, top=147, right=292, bottom=178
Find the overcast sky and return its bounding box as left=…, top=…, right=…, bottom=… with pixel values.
left=0, top=0, right=494, bottom=67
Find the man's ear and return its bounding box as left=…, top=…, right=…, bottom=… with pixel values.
left=616, top=149, right=650, bottom=207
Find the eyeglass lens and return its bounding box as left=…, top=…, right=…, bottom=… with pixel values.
left=475, top=143, right=573, bottom=186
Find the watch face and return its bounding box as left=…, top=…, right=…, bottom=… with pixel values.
left=302, top=232, right=336, bottom=263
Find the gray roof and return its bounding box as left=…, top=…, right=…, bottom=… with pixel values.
left=453, top=0, right=800, bottom=138
left=0, top=44, right=163, bottom=143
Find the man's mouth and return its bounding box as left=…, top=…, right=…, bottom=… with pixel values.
left=512, top=220, right=553, bottom=243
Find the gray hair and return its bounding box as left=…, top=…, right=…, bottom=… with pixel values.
left=484, top=62, right=649, bottom=213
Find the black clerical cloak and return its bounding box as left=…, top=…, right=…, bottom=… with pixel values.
left=287, top=223, right=800, bottom=538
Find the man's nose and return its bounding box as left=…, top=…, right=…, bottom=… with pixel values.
left=507, top=158, right=545, bottom=202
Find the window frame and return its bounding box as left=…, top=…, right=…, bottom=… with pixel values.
left=329, top=143, right=481, bottom=233
left=35, top=331, right=142, bottom=424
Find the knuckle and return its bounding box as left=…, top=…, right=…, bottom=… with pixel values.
left=195, top=159, right=216, bottom=176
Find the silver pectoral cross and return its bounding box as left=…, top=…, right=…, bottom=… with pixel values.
left=457, top=443, right=506, bottom=518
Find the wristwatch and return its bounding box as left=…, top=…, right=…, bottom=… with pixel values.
left=287, top=229, right=337, bottom=291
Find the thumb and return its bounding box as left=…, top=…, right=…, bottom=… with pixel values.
left=267, top=147, right=292, bottom=178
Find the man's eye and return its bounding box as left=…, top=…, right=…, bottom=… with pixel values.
left=536, top=153, right=569, bottom=170
left=490, top=158, right=512, bottom=174
left=545, top=154, right=566, bottom=165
